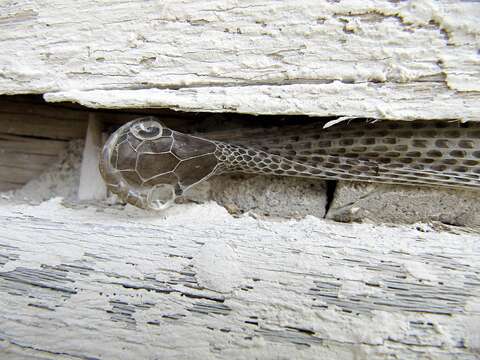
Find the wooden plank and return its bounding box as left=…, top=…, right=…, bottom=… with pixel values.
left=0, top=201, right=479, bottom=359
left=1, top=1, right=479, bottom=120
left=0, top=180, right=23, bottom=192
left=0, top=95, right=200, bottom=136
left=0, top=134, right=67, bottom=156
left=0, top=97, right=88, bottom=139
left=0, top=133, right=66, bottom=186
left=0, top=165, right=43, bottom=184
left=0, top=151, right=57, bottom=171
left=0, top=115, right=87, bottom=140
left=0, top=97, right=87, bottom=122
left=78, top=114, right=106, bottom=200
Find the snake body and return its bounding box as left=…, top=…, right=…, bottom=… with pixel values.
left=99, top=117, right=480, bottom=210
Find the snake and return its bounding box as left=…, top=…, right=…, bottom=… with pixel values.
left=99, top=116, right=480, bottom=210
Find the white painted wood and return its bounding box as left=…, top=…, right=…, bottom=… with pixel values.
left=0, top=1, right=479, bottom=120
left=0, top=200, right=479, bottom=359
left=78, top=114, right=106, bottom=200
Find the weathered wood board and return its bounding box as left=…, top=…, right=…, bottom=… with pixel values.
left=0, top=96, right=87, bottom=190
left=0, top=200, right=479, bottom=359
left=1, top=1, right=480, bottom=358
left=0, top=133, right=68, bottom=190
left=0, top=97, right=88, bottom=140
left=1, top=1, right=479, bottom=120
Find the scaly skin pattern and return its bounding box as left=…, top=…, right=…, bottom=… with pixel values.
left=100, top=117, right=480, bottom=210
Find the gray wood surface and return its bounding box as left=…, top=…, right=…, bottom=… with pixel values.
left=0, top=201, right=479, bottom=359
left=0, top=134, right=68, bottom=190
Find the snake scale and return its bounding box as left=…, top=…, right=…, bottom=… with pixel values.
left=99, top=116, right=480, bottom=210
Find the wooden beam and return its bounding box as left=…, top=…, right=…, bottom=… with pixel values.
left=0, top=133, right=67, bottom=190
left=0, top=201, right=479, bottom=358
left=0, top=152, right=57, bottom=171
left=2, top=1, right=480, bottom=120
left=0, top=134, right=67, bottom=156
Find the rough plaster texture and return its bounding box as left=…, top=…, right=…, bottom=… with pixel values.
left=0, top=199, right=479, bottom=359
left=0, top=1, right=479, bottom=120
left=186, top=175, right=328, bottom=218
left=327, top=182, right=480, bottom=226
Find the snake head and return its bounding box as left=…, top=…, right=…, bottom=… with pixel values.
left=99, top=116, right=219, bottom=210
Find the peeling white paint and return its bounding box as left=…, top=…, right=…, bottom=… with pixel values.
left=0, top=0, right=478, bottom=120
left=0, top=198, right=479, bottom=358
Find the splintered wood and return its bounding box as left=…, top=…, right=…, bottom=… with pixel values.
left=0, top=1, right=479, bottom=120
left=0, top=200, right=479, bottom=359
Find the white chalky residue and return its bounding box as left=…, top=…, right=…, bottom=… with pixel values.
left=0, top=0, right=478, bottom=120
left=0, top=197, right=479, bottom=358
left=193, top=241, right=244, bottom=294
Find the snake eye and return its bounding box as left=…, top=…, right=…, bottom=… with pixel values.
left=131, top=118, right=164, bottom=140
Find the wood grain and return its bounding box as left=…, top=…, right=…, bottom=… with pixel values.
left=0, top=1, right=478, bottom=120
left=0, top=134, right=67, bottom=189
left=0, top=201, right=478, bottom=359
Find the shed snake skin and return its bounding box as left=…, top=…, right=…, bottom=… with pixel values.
left=99, top=117, right=480, bottom=210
